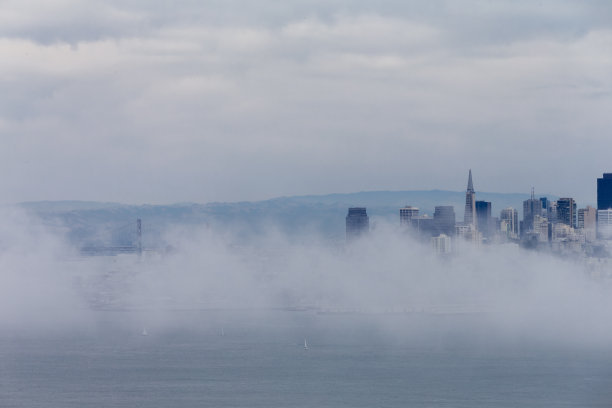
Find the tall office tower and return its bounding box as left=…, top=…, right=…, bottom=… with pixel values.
left=475, top=201, right=492, bottom=237
left=597, top=209, right=612, bottom=239
left=434, top=206, right=456, bottom=236
left=346, top=207, right=369, bottom=241
left=557, top=198, right=577, bottom=228
left=522, top=189, right=540, bottom=234
left=597, top=173, right=612, bottom=210
left=464, top=169, right=477, bottom=227
left=540, top=197, right=549, bottom=217
left=500, top=207, right=519, bottom=238
left=399, top=206, right=419, bottom=226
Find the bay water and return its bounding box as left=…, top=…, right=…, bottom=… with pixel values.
left=2, top=310, right=612, bottom=407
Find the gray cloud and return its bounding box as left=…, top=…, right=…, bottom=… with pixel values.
left=1, top=1, right=611, bottom=204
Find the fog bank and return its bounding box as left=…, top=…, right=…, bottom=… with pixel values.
left=1, top=209, right=611, bottom=347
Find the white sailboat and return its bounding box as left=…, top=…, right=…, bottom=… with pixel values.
left=141, top=328, right=148, bottom=336
left=304, top=338, right=309, bottom=350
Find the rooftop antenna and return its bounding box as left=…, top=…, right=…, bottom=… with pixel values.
left=531, top=187, right=535, bottom=200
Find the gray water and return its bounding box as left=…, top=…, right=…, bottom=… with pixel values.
left=2, top=310, right=612, bottom=407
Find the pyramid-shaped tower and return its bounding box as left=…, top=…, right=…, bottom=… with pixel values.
left=464, top=169, right=477, bottom=227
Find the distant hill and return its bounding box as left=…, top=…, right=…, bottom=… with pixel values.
left=18, top=190, right=560, bottom=246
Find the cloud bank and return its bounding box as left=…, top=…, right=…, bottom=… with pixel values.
left=1, top=1, right=612, bottom=204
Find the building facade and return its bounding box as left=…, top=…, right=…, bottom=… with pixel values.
left=432, top=234, right=452, bottom=254
left=557, top=198, right=577, bottom=228
left=500, top=207, right=519, bottom=239
left=399, top=206, right=419, bottom=226
left=597, top=173, right=612, bottom=210
left=434, top=206, right=456, bottom=236
left=475, top=200, right=492, bottom=238
left=346, top=207, right=369, bottom=241
left=522, top=191, right=540, bottom=235
left=597, top=209, right=612, bottom=240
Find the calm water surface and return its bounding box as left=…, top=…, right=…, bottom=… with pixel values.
left=2, top=310, right=612, bottom=407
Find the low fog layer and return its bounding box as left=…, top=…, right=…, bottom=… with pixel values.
left=1, top=207, right=611, bottom=347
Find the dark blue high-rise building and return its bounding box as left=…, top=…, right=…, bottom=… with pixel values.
left=475, top=201, right=492, bottom=237
left=346, top=207, right=369, bottom=240
left=557, top=198, right=576, bottom=228
left=597, top=173, right=612, bottom=210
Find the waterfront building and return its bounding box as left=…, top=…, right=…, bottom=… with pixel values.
left=464, top=170, right=476, bottom=227
left=346, top=207, right=369, bottom=241
left=597, top=173, right=612, bottom=210
left=434, top=206, right=456, bottom=236
left=399, top=206, right=419, bottom=226
left=557, top=198, right=577, bottom=228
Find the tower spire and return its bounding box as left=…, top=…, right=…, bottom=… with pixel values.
left=467, top=169, right=474, bottom=193
left=464, top=169, right=476, bottom=226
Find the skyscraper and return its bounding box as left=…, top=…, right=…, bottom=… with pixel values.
left=500, top=207, right=519, bottom=239
left=464, top=169, right=476, bottom=227
left=540, top=197, right=549, bottom=217
left=399, top=206, right=419, bottom=226
left=597, top=173, right=612, bottom=210
left=434, top=206, right=456, bottom=236
left=557, top=198, right=576, bottom=228
left=522, top=189, right=540, bottom=235
left=346, top=207, right=369, bottom=241
left=475, top=201, right=492, bottom=237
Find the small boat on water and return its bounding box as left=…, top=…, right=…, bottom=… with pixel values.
left=141, top=328, right=148, bottom=336
left=304, top=339, right=309, bottom=350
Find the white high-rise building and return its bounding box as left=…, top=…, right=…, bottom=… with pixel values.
left=432, top=234, right=452, bottom=254
left=597, top=209, right=612, bottom=240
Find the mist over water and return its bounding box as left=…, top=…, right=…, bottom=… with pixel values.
left=4, top=207, right=612, bottom=406
left=1, top=206, right=611, bottom=349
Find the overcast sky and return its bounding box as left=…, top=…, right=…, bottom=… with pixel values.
left=1, top=0, right=611, bottom=205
